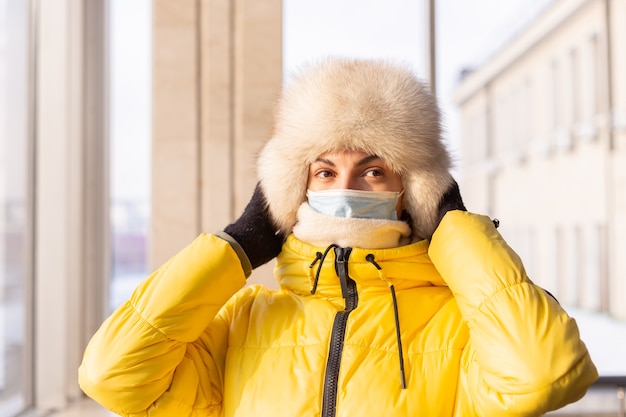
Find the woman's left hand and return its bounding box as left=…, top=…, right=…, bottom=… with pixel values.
left=436, top=180, right=466, bottom=227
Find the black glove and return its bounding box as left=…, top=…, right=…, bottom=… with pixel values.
left=436, top=180, right=467, bottom=227
left=223, top=183, right=286, bottom=269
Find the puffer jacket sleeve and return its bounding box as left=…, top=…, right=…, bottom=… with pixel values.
left=429, top=211, right=598, bottom=417
left=78, top=233, right=248, bottom=416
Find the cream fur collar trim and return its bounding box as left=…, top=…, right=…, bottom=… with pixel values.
left=292, top=203, right=412, bottom=249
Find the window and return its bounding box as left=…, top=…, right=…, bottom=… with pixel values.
left=551, top=59, right=561, bottom=129
left=0, top=0, right=31, bottom=414
left=521, top=77, right=532, bottom=153
left=108, top=0, right=152, bottom=312
left=570, top=47, right=581, bottom=124
left=590, top=33, right=603, bottom=117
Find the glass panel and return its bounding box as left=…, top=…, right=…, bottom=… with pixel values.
left=0, top=0, right=29, bottom=414
left=108, top=0, right=152, bottom=312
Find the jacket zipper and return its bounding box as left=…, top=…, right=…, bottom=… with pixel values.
left=321, top=247, right=358, bottom=417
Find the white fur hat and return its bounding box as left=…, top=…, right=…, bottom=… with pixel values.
left=258, top=58, right=454, bottom=240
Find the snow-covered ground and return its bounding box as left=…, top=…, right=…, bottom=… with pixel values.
left=566, top=306, right=626, bottom=376
left=547, top=306, right=626, bottom=415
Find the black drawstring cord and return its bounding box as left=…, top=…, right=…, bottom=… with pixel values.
left=309, top=244, right=338, bottom=294
left=389, top=284, right=407, bottom=389
left=309, top=252, right=322, bottom=268
left=366, top=254, right=407, bottom=389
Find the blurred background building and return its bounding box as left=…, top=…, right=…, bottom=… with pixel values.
left=454, top=0, right=626, bottom=321
left=0, top=0, right=624, bottom=416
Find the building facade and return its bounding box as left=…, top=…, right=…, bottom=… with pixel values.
left=454, top=0, right=626, bottom=319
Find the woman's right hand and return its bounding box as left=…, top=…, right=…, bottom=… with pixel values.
left=223, top=183, right=286, bottom=269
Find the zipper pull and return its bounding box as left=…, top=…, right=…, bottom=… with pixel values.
left=334, top=247, right=352, bottom=299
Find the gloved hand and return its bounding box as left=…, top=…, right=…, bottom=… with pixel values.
left=436, top=180, right=467, bottom=227
left=223, top=183, right=286, bottom=269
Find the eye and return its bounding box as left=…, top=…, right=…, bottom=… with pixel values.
left=363, top=168, right=385, bottom=178
left=315, top=169, right=335, bottom=179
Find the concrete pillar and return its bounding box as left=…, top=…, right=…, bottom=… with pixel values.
left=152, top=0, right=282, bottom=287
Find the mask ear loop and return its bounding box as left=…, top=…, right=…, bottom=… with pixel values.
left=395, top=189, right=405, bottom=222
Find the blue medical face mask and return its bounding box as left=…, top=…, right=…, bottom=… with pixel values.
left=306, top=189, right=403, bottom=220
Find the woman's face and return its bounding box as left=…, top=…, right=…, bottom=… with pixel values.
left=307, top=150, right=404, bottom=215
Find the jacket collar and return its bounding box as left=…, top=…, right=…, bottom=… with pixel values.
left=275, top=234, right=446, bottom=297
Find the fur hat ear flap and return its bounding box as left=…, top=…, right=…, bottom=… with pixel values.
left=257, top=138, right=309, bottom=235
left=402, top=171, right=456, bottom=240
left=257, top=58, right=454, bottom=241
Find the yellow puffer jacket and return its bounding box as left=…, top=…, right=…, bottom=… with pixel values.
left=79, top=212, right=597, bottom=416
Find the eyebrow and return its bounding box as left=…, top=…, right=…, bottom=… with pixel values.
left=313, top=154, right=382, bottom=167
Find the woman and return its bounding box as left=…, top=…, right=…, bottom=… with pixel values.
left=79, top=58, right=597, bottom=416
